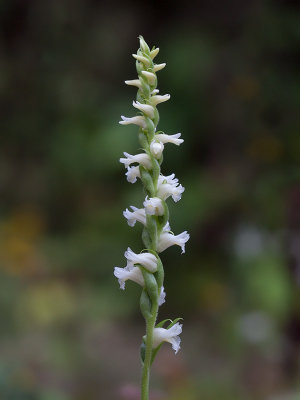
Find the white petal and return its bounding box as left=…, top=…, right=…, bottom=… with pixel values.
left=150, top=94, right=170, bottom=106
left=155, top=133, right=184, bottom=146
left=125, top=79, right=142, bottom=89
left=157, top=231, right=190, bottom=253
left=119, top=115, right=147, bottom=129
left=125, top=247, right=158, bottom=273
left=150, top=48, right=159, bottom=59
left=153, top=63, right=166, bottom=72
left=123, top=206, right=146, bottom=227
left=132, top=54, right=151, bottom=66
left=158, top=286, right=166, bottom=306
left=125, top=166, right=141, bottom=183
left=120, top=152, right=152, bottom=169
left=152, top=323, right=183, bottom=354
left=132, top=101, right=155, bottom=118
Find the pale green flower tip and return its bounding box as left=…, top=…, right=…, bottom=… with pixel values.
left=132, top=53, right=151, bottom=67
left=153, top=63, right=166, bottom=73
left=141, top=71, right=157, bottom=85
left=150, top=47, right=160, bottom=59
left=138, top=35, right=150, bottom=54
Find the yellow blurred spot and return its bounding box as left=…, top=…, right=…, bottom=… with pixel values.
left=17, top=282, right=76, bottom=327
left=229, top=75, right=260, bottom=100
left=247, top=131, right=283, bottom=162
left=0, top=208, right=45, bottom=276
left=200, top=281, right=230, bottom=312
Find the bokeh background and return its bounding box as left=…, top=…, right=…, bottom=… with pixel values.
left=1, top=0, right=299, bottom=399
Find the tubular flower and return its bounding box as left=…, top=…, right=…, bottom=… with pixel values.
left=125, top=78, right=143, bottom=89
left=119, top=115, right=147, bottom=129
left=115, top=36, right=189, bottom=398
left=125, top=247, right=158, bottom=273
left=143, top=196, right=164, bottom=216
left=114, top=264, right=145, bottom=289
left=157, top=230, right=190, bottom=254
left=153, top=63, right=166, bottom=72
left=152, top=323, right=183, bottom=354
left=155, top=132, right=184, bottom=146
left=120, top=152, right=152, bottom=169
left=150, top=94, right=171, bottom=106
left=123, top=206, right=146, bottom=227
left=132, top=101, right=155, bottom=118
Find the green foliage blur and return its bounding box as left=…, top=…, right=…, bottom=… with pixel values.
left=0, top=0, right=299, bottom=399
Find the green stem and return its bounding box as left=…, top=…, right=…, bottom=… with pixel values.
left=141, top=300, right=159, bottom=400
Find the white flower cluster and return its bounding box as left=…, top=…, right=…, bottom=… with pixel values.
left=114, top=36, right=189, bottom=354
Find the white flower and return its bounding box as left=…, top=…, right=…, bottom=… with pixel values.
left=119, top=115, right=147, bottom=129
left=150, top=94, right=170, bottom=106
left=123, top=206, right=146, bottom=227
left=155, top=133, right=184, bottom=146
left=153, top=63, right=166, bottom=72
left=157, top=174, right=185, bottom=202
left=132, top=101, right=155, bottom=118
left=152, top=323, right=183, bottom=354
left=125, top=166, right=141, bottom=183
left=114, top=264, right=144, bottom=289
left=159, top=286, right=166, bottom=306
left=150, top=140, right=164, bottom=158
left=157, top=231, right=190, bottom=253
left=141, top=71, right=156, bottom=85
left=151, top=89, right=159, bottom=95
left=125, top=247, right=158, bottom=273
left=132, top=54, right=151, bottom=67
left=143, top=196, right=164, bottom=216
left=150, top=47, right=159, bottom=59
left=125, top=79, right=143, bottom=89
left=120, top=152, right=152, bottom=169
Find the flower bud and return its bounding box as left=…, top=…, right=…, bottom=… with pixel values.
left=150, top=140, right=164, bottom=158
left=141, top=71, right=157, bottom=86
left=143, top=197, right=164, bottom=216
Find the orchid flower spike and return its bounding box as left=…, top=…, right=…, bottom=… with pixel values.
left=115, top=36, right=189, bottom=397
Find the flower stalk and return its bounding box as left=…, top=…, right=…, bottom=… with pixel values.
left=114, top=35, right=189, bottom=400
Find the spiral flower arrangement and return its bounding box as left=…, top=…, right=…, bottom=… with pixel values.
left=114, top=36, right=189, bottom=400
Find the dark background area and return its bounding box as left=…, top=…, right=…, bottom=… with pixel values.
left=0, top=0, right=299, bottom=399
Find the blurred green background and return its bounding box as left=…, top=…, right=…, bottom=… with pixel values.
left=0, top=0, right=299, bottom=399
